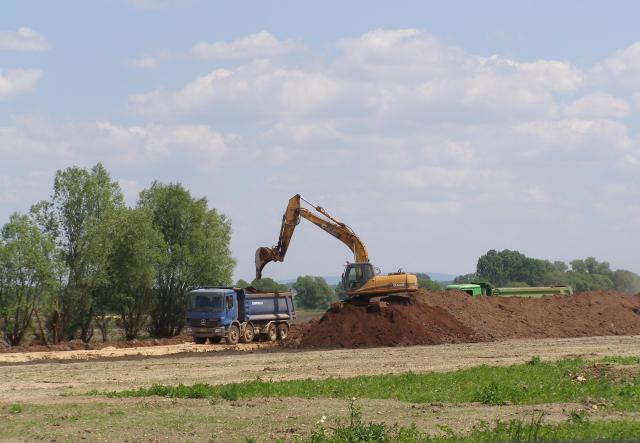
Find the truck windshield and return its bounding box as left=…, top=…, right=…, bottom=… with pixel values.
left=187, top=292, right=225, bottom=312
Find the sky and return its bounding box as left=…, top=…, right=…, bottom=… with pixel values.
left=1, top=1, right=639, bottom=281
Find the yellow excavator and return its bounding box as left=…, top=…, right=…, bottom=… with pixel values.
left=255, top=194, right=417, bottom=306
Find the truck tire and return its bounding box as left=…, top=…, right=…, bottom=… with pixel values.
left=194, top=337, right=207, bottom=345
left=277, top=323, right=289, bottom=340
left=227, top=325, right=240, bottom=345
left=240, top=324, right=254, bottom=343
left=266, top=324, right=277, bottom=342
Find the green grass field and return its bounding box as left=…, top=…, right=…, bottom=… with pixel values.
left=103, top=357, right=640, bottom=412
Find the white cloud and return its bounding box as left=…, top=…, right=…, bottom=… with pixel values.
left=130, top=55, right=159, bottom=69
left=564, top=92, right=630, bottom=119
left=598, top=41, right=640, bottom=105
left=0, top=68, right=43, bottom=99
left=396, top=200, right=462, bottom=216
left=128, top=0, right=189, bottom=9
left=191, top=31, right=303, bottom=60
left=94, top=121, right=230, bottom=170
left=0, top=175, right=17, bottom=203
left=527, top=186, right=551, bottom=204
left=515, top=118, right=631, bottom=153
left=602, top=42, right=640, bottom=86
left=0, top=27, right=50, bottom=51
left=133, top=28, right=587, bottom=126
left=129, top=51, right=171, bottom=69
left=0, top=116, right=233, bottom=172
left=128, top=61, right=342, bottom=121
left=116, top=178, right=142, bottom=205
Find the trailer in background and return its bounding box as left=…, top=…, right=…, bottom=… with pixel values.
left=186, top=287, right=295, bottom=344
left=446, top=282, right=573, bottom=297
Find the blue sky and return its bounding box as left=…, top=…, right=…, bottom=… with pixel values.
left=1, top=1, right=639, bottom=280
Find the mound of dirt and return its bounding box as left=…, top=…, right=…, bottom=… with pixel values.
left=292, top=290, right=640, bottom=349
left=424, top=290, right=640, bottom=341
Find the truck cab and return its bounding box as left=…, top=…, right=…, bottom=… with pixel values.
left=187, top=288, right=237, bottom=344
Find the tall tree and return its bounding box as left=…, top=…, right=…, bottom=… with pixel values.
left=612, top=270, right=640, bottom=294
left=85, top=208, right=164, bottom=341
left=334, top=281, right=346, bottom=300
left=0, top=214, right=58, bottom=346
left=138, top=182, right=235, bottom=338
left=476, top=249, right=548, bottom=286
left=414, top=273, right=441, bottom=291
left=31, top=163, right=124, bottom=342
left=292, top=276, right=335, bottom=309
left=234, top=279, right=250, bottom=289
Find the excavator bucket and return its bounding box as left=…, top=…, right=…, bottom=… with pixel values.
left=255, top=247, right=278, bottom=280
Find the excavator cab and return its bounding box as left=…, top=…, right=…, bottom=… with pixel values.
left=342, top=262, right=376, bottom=292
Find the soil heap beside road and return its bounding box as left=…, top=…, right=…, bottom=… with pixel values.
left=294, top=290, right=640, bottom=349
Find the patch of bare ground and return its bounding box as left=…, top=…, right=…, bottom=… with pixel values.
left=1, top=335, right=640, bottom=404
left=581, top=362, right=640, bottom=382
left=0, top=342, right=271, bottom=364
left=0, top=335, right=196, bottom=355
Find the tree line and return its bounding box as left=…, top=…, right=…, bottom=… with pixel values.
left=0, top=163, right=234, bottom=346
left=235, top=272, right=442, bottom=309
left=454, top=249, right=640, bottom=293
left=235, top=276, right=337, bottom=310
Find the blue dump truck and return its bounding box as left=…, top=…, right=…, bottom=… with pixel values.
left=186, top=287, right=295, bottom=345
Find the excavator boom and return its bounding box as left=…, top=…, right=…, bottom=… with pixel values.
left=255, top=194, right=368, bottom=279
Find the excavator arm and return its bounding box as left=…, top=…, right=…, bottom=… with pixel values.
left=255, top=194, right=368, bottom=279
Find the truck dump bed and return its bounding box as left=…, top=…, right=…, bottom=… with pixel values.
left=238, top=288, right=295, bottom=322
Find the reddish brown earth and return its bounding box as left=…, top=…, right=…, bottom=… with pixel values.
left=294, top=290, right=640, bottom=349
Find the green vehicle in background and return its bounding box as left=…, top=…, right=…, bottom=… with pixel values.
left=446, top=282, right=573, bottom=297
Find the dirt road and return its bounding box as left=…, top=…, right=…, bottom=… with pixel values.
left=2, top=335, right=639, bottom=404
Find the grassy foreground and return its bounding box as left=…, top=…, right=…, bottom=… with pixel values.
left=292, top=399, right=640, bottom=442
left=103, top=357, right=640, bottom=411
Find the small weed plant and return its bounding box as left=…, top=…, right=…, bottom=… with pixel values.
left=7, top=404, right=22, bottom=414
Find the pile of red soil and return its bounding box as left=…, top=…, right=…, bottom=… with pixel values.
left=293, top=290, right=640, bottom=349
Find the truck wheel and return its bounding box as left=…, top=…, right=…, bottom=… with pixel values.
left=240, top=324, right=254, bottom=343
left=266, top=324, right=277, bottom=342
left=194, top=337, right=207, bottom=345
left=227, top=325, right=240, bottom=345
left=277, top=323, right=289, bottom=340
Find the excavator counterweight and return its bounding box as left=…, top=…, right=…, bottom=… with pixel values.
left=255, top=194, right=418, bottom=303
